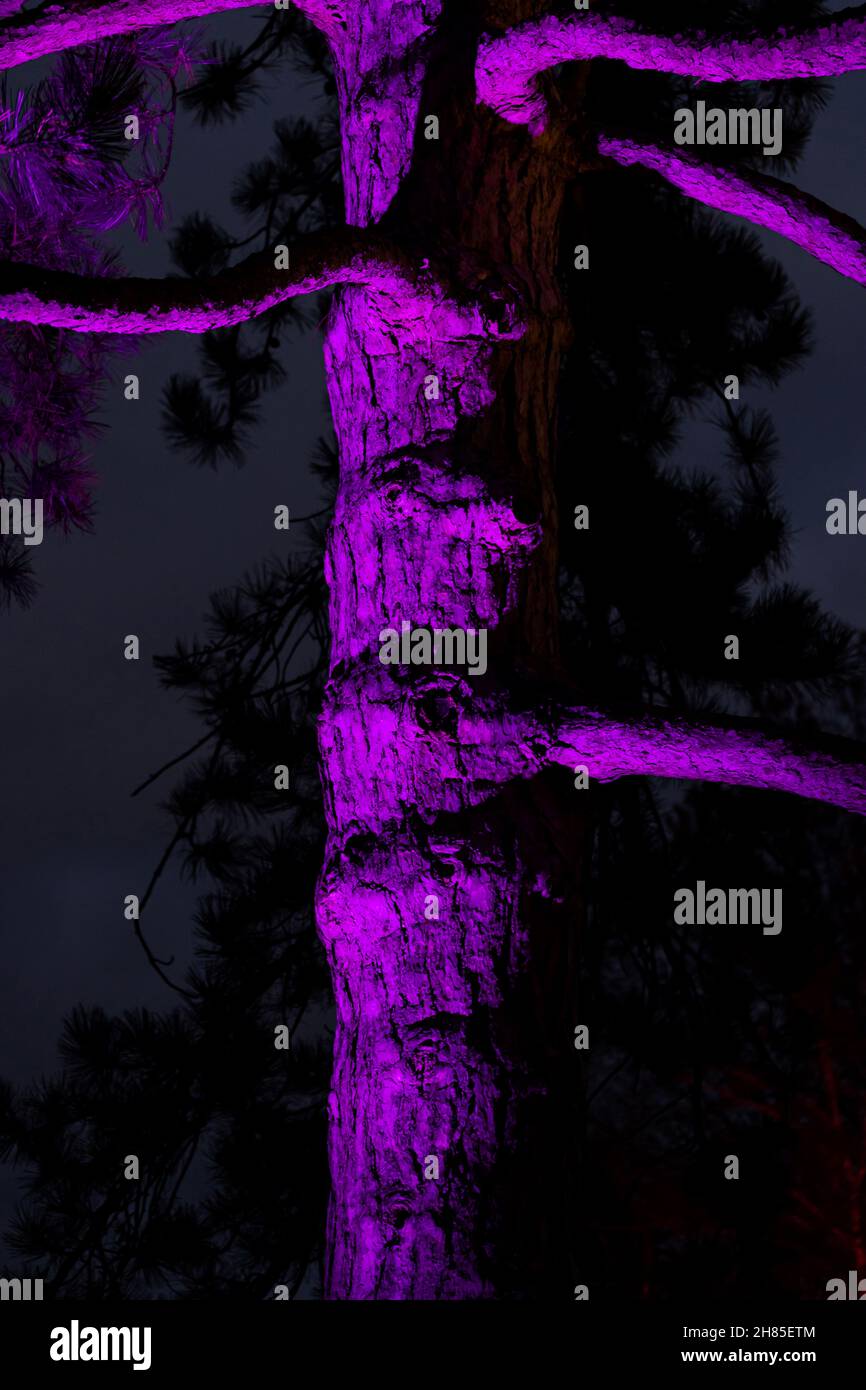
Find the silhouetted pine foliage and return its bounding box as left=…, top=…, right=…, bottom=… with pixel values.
left=1, top=541, right=333, bottom=1298
left=2, top=1, right=866, bottom=1300
left=558, top=0, right=866, bottom=1300
left=0, top=30, right=207, bottom=605
left=163, top=12, right=342, bottom=471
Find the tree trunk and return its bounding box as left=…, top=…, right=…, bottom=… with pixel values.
left=315, top=0, right=587, bottom=1298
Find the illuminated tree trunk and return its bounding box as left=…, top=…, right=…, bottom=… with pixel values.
left=314, top=1, right=584, bottom=1299
left=4, top=0, right=866, bottom=1302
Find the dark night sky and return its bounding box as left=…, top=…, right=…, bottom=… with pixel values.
left=680, top=4, right=866, bottom=631
left=1, top=0, right=865, bottom=1259
left=0, top=12, right=329, bottom=1247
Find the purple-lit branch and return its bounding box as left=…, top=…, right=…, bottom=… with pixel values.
left=598, top=136, right=866, bottom=289
left=322, top=669, right=866, bottom=832
left=477, top=8, right=866, bottom=131
left=0, top=231, right=523, bottom=336
left=0, top=0, right=345, bottom=73
left=550, top=708, right=866, bottom=818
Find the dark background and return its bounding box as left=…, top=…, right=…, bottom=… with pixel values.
left=1, top=0, right=864, bottom=1267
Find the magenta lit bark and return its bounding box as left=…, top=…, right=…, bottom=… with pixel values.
left=317, top=75, right=517, bottom=1303
left=314, top=12, right=866, bottom=1283
left=313, top=2, right=866, bottom=1301
left=0, top=0, right=345, bottom=71
left=0, top=230, right=522, bottom=336
left=5, top=0, right=866, bottom=1302
left=328, top=0, right=442, bottom=225
left=552, top=710, right=866, bottom=818
left=598, top=137, right=866, bottom=289
left=313, top=0, right=572, bottom=1297
left=320, top=667, right=866, bottom=830
left=477, top=10, right=866, bottom=131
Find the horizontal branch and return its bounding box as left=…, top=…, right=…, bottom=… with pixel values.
left=0, top=228, right=524, bottom=338
left=477, top=7, right=866, bottom=130
left=0, top=0, right=345, bottom=72
left=322, top=666, right=866, bottom=832
left=597, top=136, right=866, bottom=289
left=550, top=706, right=866, bottom=817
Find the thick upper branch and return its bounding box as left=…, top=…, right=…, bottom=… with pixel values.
left=477, top=7, right=866, bottom=130
left=0, top=0, right=345, bottom=71
left=598, top=136, right=866, bottom=289
left=0, top=229, right=523, bottom=337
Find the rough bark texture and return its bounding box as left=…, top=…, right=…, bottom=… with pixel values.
left=550, top=708, right=866, bottom=814
left=6, top=136, right=866, bottom=328
left=477, top=8, right=866, bottom=131
left=599, top=137, right=866, bottom=290
left=0, top=0, right=345, bottom=70
left=5, top=0, right=866, bottom=1302
left=321, top=670, right=866, bottom=824
left=0, top=229, right=516, bottom=334
left=315, top=0, right=585, bottom=1298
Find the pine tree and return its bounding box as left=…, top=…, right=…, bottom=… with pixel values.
left=0, top=25, right=205, bottom=605
left=3, top=0, right=866, bottom=1299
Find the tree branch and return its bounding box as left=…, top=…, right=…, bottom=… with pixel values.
left=0, top=228, right=524, bottom=337
left=0, top=0, right=345, bottom=72
left=597, top=136, right=866, bottom=290
left=477, top=7, right=866, bottom=131
left=323, top=667, right=866, bottom=831
left=549, top=705, right=866, bottom=818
